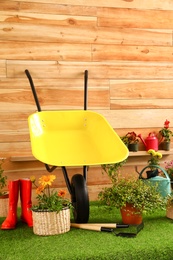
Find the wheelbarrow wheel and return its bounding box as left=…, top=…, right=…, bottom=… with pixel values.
left=71, top=174, right=89, bottom=223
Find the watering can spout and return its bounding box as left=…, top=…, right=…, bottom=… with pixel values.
left=138, top=134, right=147, bottom=147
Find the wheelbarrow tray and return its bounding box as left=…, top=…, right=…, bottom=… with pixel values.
left=28, top=110, right=128, bottom=167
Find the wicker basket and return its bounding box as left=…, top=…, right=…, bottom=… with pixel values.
left=166, top=205, right=173, bottom=219
left=32, top=208, right=70, bottom=236
left=0, top=194, right=9, bottom=217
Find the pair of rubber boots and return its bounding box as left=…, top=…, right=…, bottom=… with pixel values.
left=1, top=179, right=33, bottom=229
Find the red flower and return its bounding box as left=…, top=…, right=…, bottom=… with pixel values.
left=164, top=119, right=170, bottom=129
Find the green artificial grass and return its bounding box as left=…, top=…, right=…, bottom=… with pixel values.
left=0, top=201, right=173, bottom=260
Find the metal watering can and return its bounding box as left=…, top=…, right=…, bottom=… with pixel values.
left=138, top=133, right=161, bottom=151
left=139, top=165, right=171, bottom=198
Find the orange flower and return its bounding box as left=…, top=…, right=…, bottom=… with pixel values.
left=58, top=190, right=66, bottom=197
left=30, top=175, right=36, bottom=183
left=36, top=185, right=45, bottom=195
left=39, top=175, right=56, bottom=187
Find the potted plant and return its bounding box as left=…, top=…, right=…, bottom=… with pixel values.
left=98, top=177, right=166, bottom=225
left=101, top=159, right=127, bottom=183
left=122, top=132, right=139, bottom=152
left=30, top=174, right=72, bottom=236
left=143, top=149, right=162, bottom=179
left=0, top=158, right=9, bottom=217
left=159, top=119, right=173, bottom=150
left=166, top=192, right=173, bottom=219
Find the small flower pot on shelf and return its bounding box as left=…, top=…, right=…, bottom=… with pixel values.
left=128, top=143, right=139, bottom=152
left=162, top=141, right=171, bottom=151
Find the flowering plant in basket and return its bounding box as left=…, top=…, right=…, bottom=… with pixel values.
left=30, top=175, right=71, bottom=212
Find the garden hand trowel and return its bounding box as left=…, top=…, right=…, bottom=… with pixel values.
left=71, top=222, right=144, bottom=238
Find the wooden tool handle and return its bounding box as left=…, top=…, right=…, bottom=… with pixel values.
left=70, top=223, right=129, bottom=231
left=90, top=223, right=117, bottom=228
left=71, top=223, right=102, bottom=231
left=71, top=223, right=129, bottom=229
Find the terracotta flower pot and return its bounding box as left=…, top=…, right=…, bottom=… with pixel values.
left=166, top=205, right=173, bottom=219
left=120, top=203, right=143, bottom=225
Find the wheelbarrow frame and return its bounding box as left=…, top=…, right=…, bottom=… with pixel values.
left=25, top=69, right=91, bottom=223
left=25, top=69, right=128, bottom=223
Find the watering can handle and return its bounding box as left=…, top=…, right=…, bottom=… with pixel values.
left=139, top=165, right=170, bottom=180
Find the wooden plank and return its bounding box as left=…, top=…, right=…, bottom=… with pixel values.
left=19, top=2, right=97, bottom=16
left=0, top=1, right=97, bottom=16
left=0, top=77, right=109, bottom=89
left=0, top=112, right=30, bottom=121
left=92, top=45, right=173, bottom=62
left=10, top=155, right=36, bottom=162
left=0, top=142, right=31, bottom=153
left=7, top=0, right=173, bottom=10
left=0, top=60, right=6, bottom=77
left=0, top=41, right=91, bottom=61
left=0, top=121, right=28, bottom=132
left=0, top=22, right=171, bottom=46
left=6, top=60, right=173, bottom=80
left=0, top=132, right=29, bottom=143
left=1, top=1, right=20, bottom=11
left=96, top=109, right=173, bottom=128
left=110, top=80, right=173, bottom=99
left=110, top=99, right=173, bottom=110
left=0, top=12, right=97, bottom=27
left=97, top=8, right=173, bottom=29
left=0, top=85, right=110, bottom=111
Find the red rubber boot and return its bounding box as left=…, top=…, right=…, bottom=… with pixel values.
left=1, top=180, right=19, bottom=229
left=20, top=179, right=33, bottom=227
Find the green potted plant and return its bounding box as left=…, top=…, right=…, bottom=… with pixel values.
left=0, top=158, right=9, bottom=217
left=101, top=159, right=127, bottom=183
left=30, top=174, right=72, bottom=236
left=159, top=119, right=173, bottom=150
left=98, top=177, right=166, bottom=225
left=121, top=132, right=139, bottom=152
left=144, top=149, right=162, bottom=179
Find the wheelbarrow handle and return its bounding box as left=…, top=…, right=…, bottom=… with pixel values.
left=25, top=69, right=41, bottom=112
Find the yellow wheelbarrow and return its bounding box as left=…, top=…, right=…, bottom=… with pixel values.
left=25, top=70, right=128, bottom=223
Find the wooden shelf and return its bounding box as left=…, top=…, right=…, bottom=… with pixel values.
left=129, top=149, right=173, bottom=157
left=10, top=155, right=37, bottom=162
left=10, top=149, right=173, bottom=162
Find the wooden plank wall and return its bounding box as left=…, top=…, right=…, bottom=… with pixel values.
left=1, top=0, right=173, bottom=202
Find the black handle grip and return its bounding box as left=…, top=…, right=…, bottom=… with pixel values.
left=101, top=227, right=114, bottom=232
